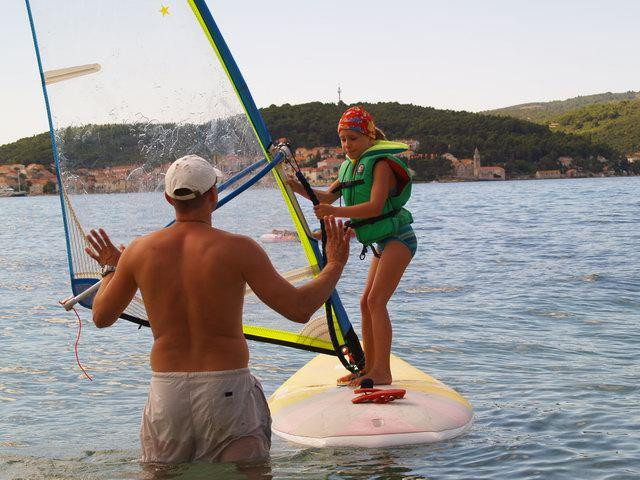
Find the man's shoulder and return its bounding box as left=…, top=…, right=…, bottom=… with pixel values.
left=131, top=227, right=261, bottom=254
left=209, top=230, right=265, bottom=269
left=213, top=229, right=258, bottom=248
left=124, top=229, right=177, bottom=253
left=130, top=230, right=161, bottom=246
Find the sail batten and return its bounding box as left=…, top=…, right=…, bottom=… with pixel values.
left=44, top=63, right=101, bottom=85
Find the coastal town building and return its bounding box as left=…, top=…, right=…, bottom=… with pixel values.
left=395, top=139, right=420, bottom=151
left=451, top=157, right=475, bottom=178
left=317, top=158, right=343, bottom=170
left=396, top=149, right=415, bottom=160
left=300, top=167, right=330, bottom=183
left=411, top=153, right=439, bottom=161
left=0, top=165, right=19, bottom=189
left=449, top=148, right=505, bottom=180
left=295, top=146, right=342, bottom=164
left=391, top=139, right=418, bottom=160
left=215, top=153, right=254, bottom=174
left=0, top=163, right=56, bottom=194
left=477, top=165, right=506, bottom=180
left=535, top=169, right=562, bottom=179
left=24, top=164, right=57, bottom=194
left=0, top=164, right=25, bottom=186
left=558, top=156, right=573, bottom=168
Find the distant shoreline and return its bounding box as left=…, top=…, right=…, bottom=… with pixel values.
left=309, top=174, right=637, bottom=188
left=2, top=172, right=636, bottom=198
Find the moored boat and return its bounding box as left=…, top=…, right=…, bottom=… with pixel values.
left=0, top=186, right=27, bottom=197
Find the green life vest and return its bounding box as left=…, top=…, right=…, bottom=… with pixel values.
left=335, top=140, right=413, bottom=245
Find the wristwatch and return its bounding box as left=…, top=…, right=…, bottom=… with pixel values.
left=100, top=265, right=116, bottom=277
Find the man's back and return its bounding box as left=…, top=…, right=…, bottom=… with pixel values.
left=128, top=222, right=250, bottom=372
left=86, top=155, right=351, bottom=463
left=91, top=213, right=349, bottom=376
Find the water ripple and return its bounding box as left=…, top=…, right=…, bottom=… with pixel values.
left=1, top=179, right=640, bottom=479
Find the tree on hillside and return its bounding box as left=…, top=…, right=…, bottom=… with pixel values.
left=0, top=102, right=626, bottom=178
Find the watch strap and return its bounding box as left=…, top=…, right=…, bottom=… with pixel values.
left=101, top=265, right=116, bottom=277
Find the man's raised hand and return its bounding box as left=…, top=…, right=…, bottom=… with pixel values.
left=85, top=228, right=125, bottom=267
left=323, top=215, right=351, bottom=268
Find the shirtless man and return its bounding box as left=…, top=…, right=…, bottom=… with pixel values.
left=85, top=154, right=351, bottom=464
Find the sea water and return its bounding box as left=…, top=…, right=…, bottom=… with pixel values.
left=0, top=177, right=638, bottom=479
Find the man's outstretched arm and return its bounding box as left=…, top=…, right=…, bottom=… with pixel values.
left=241, top=216, right=351, bottom=323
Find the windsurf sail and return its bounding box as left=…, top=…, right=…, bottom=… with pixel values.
left=26, top=0, right=363, bottom=371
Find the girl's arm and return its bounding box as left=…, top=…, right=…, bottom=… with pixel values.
left=314, top=161, right=395, bottom=219
left=287, top=175, right=341, bottom=204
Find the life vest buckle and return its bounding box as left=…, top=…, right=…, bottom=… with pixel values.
left=359, top=244, right=380, bottom=260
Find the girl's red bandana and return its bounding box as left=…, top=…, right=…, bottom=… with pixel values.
left=337, top=106, right=376, bottom=139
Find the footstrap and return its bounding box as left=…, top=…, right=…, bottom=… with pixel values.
left=352, top=388, right=406, bottom=404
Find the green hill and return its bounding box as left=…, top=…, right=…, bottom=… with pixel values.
left=0, top=102, right=630, bottom=178
left=262, top=102, right=624, bottom=176
left=0, top=132, right=53, bottom=167
left=484, top=91, right=640, bottom=124
left=550, top=99, right=640, bottom=154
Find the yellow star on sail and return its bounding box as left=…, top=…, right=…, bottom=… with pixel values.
left=159, top=5, right=170, bottom=16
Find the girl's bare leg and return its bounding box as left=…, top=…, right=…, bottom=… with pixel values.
left=350, top=241, right=411, bottom=386
left=337, top=256, right=379, bottom=384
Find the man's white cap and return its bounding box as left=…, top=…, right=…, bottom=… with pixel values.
left=164, top=155, right=222, bottom=200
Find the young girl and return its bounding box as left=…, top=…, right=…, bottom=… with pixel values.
left=288, top=106, right=416, bottom=386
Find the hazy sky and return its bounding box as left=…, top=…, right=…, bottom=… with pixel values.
left=1, top=0, right=638, bottom=145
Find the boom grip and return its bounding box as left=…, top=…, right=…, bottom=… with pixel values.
left=60, top=280, right=101, bottom=311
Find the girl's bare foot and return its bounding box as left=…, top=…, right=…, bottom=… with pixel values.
left=337, top=371, right=366, bottom=386
left=349, top=370, right=392, bottom=387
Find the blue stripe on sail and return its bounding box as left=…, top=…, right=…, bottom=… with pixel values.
left=71, top=278, right=99, bottom=309
left=24, top=0, right=76, bottom=286
left=308, top=238, right=352, bottom=333
left=217, top=158, right=267, bottom=194
left=192, top=0, right=272, bottom=151
left=216, top=151, right=284, bottom=209
left=192, top=0, right=356, bottom=346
